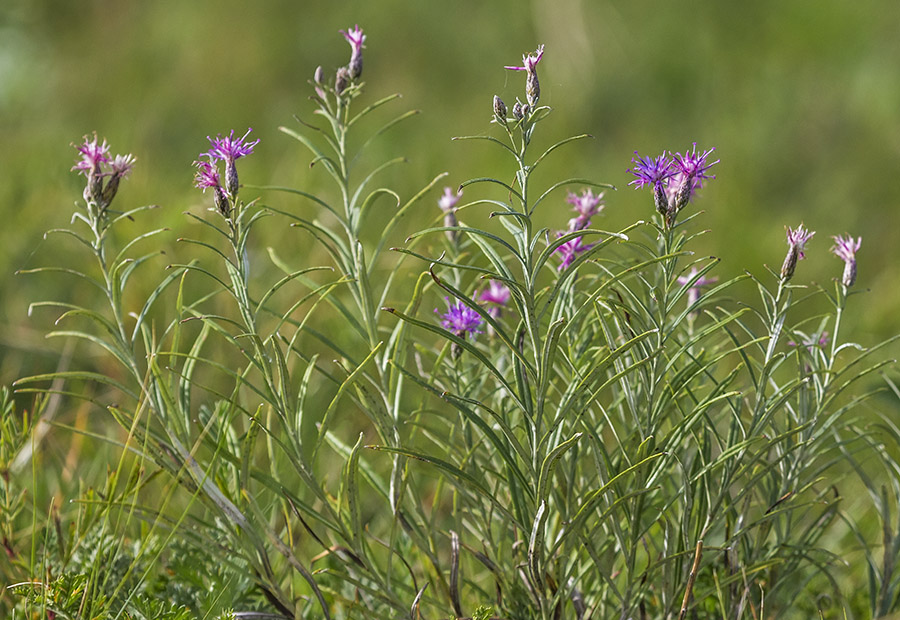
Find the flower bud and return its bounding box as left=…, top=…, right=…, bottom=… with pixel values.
left=493, top=95, right=507, bottom=126
left=214, top=186, right=230, bottom=218
left=512, top=101, right=524, bottom=120
left=335, top=67, right=350, bottom=95
left=225, top=158, right=239, bottom=199
left=314, top=66, right=325, bottom=84
left=781, top=244, right=799, bottom=281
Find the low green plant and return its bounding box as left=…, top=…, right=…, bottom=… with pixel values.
left=9, top=27, right=899, bottom=620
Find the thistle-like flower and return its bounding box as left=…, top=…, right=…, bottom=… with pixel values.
left=628, top=152, right=675, bottom=216
left=781, top=224, right=815, bottom=281
left=831, top=234, right=861, bottom=287
left=505, top=44, right=544, bottom=108
left=193, top=158, right=229, bottom=217
left=72, top=134, right=134, bottom=210
left=628, top=145, right=718, bottom=224
left=479, top=280, right=511, bottom=317
left=101, top=154, right=137, bottom=206
left=566, top=189, right=605, bottom=231
left=439, top=300, right=483, bottom=340
left=340, top=25, right=366, bottom=80
left=205, top=128, right=259, bottom=198
left=677, top=267, right=718, bottom=307
left=668, top=144, right=719, bottom=214
left=555, top=235, right=595, bottom=271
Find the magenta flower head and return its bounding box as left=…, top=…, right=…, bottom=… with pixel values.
left=628, top=152, right=676, bottom=217
left=72, top=134, right=110, bottom=177
left=205, top=128, right=258, bottom=198
left=781, top=224, right=815, bottom=281
left=628, top=145, right=718, bottom=225
left=479, top=280, right=511, bottom=318
left=72, top=134, right=135, bottom=210
left=831, top=234, right=861, bottom=287
left=193, top=158, right=229, bottom=217
left=668, top=144, right=719, bottom=213
left=340, top=25, right=366, bottom=80
left=505, top=44, right=544, bottom=107
left=555, top=235, right=595, bottom=271
left=438, top=186, right=462, bottom=243
left=677, top=267, right=718, bottom=307
left=439, top=299, right=483, bottom=341
left=566, top=189, right=605, bottom=231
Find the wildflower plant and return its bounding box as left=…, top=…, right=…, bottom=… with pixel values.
left=10, top=28, right=900, bottom=620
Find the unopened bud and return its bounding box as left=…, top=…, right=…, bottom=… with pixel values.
left=225, top=158, right=239, bottom=198
left=493, top=95, right=507, bottom=126
left=101, top=174, right=121, bottom=207
left=653, top=183, right=668, bottom=217
left=512, top=101, right=524, bottom=120
left=781, top=245, right=799, bottom=281
left=214, top=186, right=230, bottom=218
left=349, top=51, right=363, bottom=81
left=87, top=163, right=103, bottom=206
left=314, top=66, right=325, bottom=84
left=842, top=259, right=857, bottom=288
left=335, top=67, right=350, bottom=95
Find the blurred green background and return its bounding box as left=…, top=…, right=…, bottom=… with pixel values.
left=2, top=0, right=898, bottom=387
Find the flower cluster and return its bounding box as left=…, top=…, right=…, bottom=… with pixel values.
left=554, top=189, right=605, bottom=271
left=193, top=128, right=258, bottom=216
left=628, top=144, right=718, bottom=226
left=72, top=134, right=136, bottom=211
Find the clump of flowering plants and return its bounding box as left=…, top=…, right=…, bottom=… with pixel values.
left=9, top=28, right=900, bottom=620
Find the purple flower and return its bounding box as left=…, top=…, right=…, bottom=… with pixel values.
left=340, top=25, right=366, bottom=80
left=109, top=153, right=136, bottom=178
left=831, top=234, right=861, bottom=287
left=204, top=128, right=258, bottom=198
left=788, top=331, right=829, bottom=349
left=193, top=158, right=229, bottom=217
left=628, top=145, right=718, bottom=223
left=781, top=224, right=815, bottom=281
left=479, top=280, right=511, bottom=319
left=505, top=44, right=544, bottom=107
left=627, top=153, right=675, bottom=190
left=193, top=158, right=221, bottom=190
left=555, top=235, right=595, bottom=271
left=677, top=267, right=718, bottom=307
left=439, top=300, right=483, bottom=340
left=341, top=25, right=366, bottom=52
left=72, top=134, right=111, bottom=176
left=72, top=134, right=135, bottom=209
left=438, top=186, right=461, bottom=213
left=673, top=144, right=718, bottom=190
left=504, top=44, right=544, bottom=73
left=566, top=189, right=605, bottom=231
left=205, top=128, right=259, bottom=163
